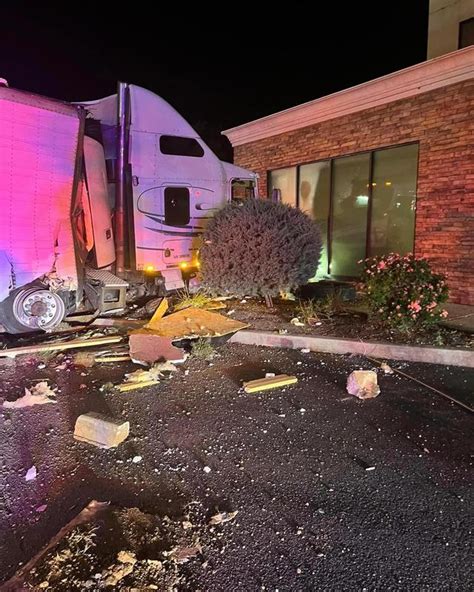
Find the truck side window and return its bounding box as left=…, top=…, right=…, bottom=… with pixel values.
left=160, top=135, right=204, bottom=157
left=231, top=179, right=255, bottom=203
left=164, top=187, right=190, bottom=226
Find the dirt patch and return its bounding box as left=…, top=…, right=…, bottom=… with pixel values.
left=13, top=501, right=224, bottom=590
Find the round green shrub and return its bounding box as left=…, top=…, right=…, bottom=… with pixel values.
left=200, top=199, right=322, bottom=297
left=359, top=253, right=449, bottom=333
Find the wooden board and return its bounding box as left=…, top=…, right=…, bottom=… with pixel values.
left=243, top=374, right=298, bottom=393
left=0, top=335, right=122, bottom=358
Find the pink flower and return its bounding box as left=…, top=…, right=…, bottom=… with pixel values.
left=440, top=310, right=448, bottom=318
left=408, top=301, right=421, bottom=313
left=377, top=261, right=387, bottom=270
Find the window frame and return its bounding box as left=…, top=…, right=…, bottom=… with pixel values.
left=159, top=135, right=205, bottom=158
left=267, top=141, right=420, bottom=278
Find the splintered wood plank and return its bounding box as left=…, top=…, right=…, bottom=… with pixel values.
left=243, top=374, right=298, bottom=393
left=0, top=335, right=122, bottom=358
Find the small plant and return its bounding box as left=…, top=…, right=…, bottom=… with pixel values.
left=190, top=338, right=215, bottom=360
left=297, top=293, right=343, bottom=324
left=174, top=288, right=213, bottom=311
left=200, top=199, right=322, bottom=298
left=359, top=253, right=449, bottom=333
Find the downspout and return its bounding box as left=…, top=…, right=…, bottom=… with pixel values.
left=115, top=81, right=129, bottom=274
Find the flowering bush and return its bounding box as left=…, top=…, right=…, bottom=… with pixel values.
left=359, top=253, right=449, bottom=333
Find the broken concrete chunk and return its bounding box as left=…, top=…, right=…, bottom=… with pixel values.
left=380, top=362, right=394, bottom=374
left=74, top=412, right=130, bottom=448
left=208, top=510, right=238, bottom=525
left=25, top=466, right=37, bottom=481
left=243, top=374, right=298, bottom=393
left=346, top=370, right=380, bottom=399
left=129, top=333, right=186, bottom=365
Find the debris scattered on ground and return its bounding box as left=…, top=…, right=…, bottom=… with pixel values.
left=6, top=500, right=229, bottom=590
left=353, top=456, right=376, bottom=471
left=3, top=382, right=57, bottom=409
left=0, top=335, right=122, bottom=359
left=101, top=550, right=137, bottom=587
left=73, top=351, right=97, bottom=368
left=243, top=374, right=298, bottom=393
left=165, top=545, right=202, bottom=563
left=208, top=511, right=238, bottom=526
left=94, top=354, right=131, bottom=363
left=134, top=307, right=249, bottom=340
left=36, top=504, right=48, bottom=513
left=300, top=348, right=310, bottom=353
left=380, top=362, right=394, bottom=374
left=128, top=333, right=186, bottom=365
left=265, top=372, right=276, bottom=378
left=346, top=370, right=380, bottom=399
left=132, top=456, right=142, bottom=463
left=290, top=317, right=305, bottom=327
left=74, top=412, right=130, bottom=449
left=143, top=297, right=169, bottom=330
left=25, top=465, right=37, bottom=481
left=203, top=466, right=212, bottom=473
left=116, top=362, right=177, bottom=392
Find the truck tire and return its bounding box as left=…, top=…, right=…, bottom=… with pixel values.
left=0, top=287, right=66, bottom=334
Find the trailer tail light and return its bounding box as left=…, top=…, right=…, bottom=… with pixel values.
left=144, top=264, right=155, bottom=273
left=179, top=261, right=188, bottom=270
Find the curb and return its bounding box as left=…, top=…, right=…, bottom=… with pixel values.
left=229, top=330, right=474, bottom=368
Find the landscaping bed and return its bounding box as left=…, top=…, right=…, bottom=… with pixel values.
left=222, top=297, right=473, bottom=350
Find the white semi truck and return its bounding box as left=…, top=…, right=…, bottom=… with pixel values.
left=0, top=81, right=257, bottom=333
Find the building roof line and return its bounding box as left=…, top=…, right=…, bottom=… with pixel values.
left=223, top=47, right=474, bottom=146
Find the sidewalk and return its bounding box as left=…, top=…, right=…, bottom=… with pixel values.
left=442, top=304, right=474, bottom=333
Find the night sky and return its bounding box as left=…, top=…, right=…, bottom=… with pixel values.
left=2, top=2, right=429, bottom=160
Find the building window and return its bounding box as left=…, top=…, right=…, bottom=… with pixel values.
left=459, top=17, right=474, bottom=49
left=164, top=187, right=190, bottom=226
left=331, top=153, right=371, bottom=276
left=268, top=167, right=297, bottom=206
left=268, top=142, right=419, bottom=278
left=160, top=135, right=204, bottom=157
left=370, top=144, right=418, bottom=258
left=298, top=161, right=331, bottom=278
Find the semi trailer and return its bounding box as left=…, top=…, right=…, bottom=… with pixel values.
left=0, top=81, right=257, bottom=333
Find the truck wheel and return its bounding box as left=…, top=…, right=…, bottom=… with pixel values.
left=0, top=287, right=66, bottom=334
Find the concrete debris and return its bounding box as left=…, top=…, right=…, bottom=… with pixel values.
left=243, top=374, right=298, bottom=393
left=25, top=466, right=37, bottom=481
left=129, top=333, right=186, bottom=365
left=116, top=361, right=178, bottom=392
left=300, top=348, right=310, bottom=353
left=132, top=456, right=142, bottom=463
left=347, top=370, right=380, bottom=399
left=102, top=551, right=137, bottom=587
left=208, top=510, right=238, bottom=526
left=203, top=466, right=212, bottom=473
left=381, top=362, right=394, bottom=374
left=165, top=545, right=202, bottom=563
left=36, top=504, right=47, bottom=513
left=74, top=412, right=130, bottom=449
left=3, top=382, right=57, bottom=409
left=73, top=351, right=97, bottom=368
left=290, top=317, right=305, bottom=326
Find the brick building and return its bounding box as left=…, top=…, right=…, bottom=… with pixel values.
left=223, top=46, right=474, bottom=305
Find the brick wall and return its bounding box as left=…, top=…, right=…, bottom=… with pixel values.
left=233, top=80, right=474, bottom=305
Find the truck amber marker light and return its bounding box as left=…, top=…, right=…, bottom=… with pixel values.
left=144, top=265, right=155, bottom=273
left=179, top=262, right=189, bottom=269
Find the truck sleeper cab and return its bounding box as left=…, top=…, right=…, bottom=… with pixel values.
left=0, top=81, right=257, bottom=333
